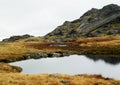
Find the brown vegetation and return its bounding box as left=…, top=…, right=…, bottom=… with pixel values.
left=0, top=63, right=22, bottom=73
left=0, top=73, right=119, bottom=85
left=25, top=35, right=120, bottom=56
left=0, top=35, right=120, bottom=61
left=0, top=35, right=120, bottom=84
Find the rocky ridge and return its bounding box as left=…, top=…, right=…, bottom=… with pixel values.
left=2, top=34, right=33, bottom=42
left=45, top=4, right=120, bottom=42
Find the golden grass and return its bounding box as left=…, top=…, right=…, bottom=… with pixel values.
left=0, top=42, right=27, bottom=59
left=0, top=73, right=119, bottom=85
left=0, top=63, right=22, bottom=73
left=0, top=35, right=120, bottom=61
left=74, top=35, right=120, bottom=55
left=0, top=41, right=39, bottom=60
left=0, top=36, right=120, bottom=84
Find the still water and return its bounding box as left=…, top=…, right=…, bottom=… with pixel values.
left=10, top=55, right=120, bottom=80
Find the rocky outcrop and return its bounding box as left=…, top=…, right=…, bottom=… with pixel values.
left=0, top=52, right=71, bottom=63
left=29, top=52, right=71, bottom=59
left=2, top=34, right=33, bottom=42
left=78, top=4, right=120, bottom=37
left=80, top=12, right=120, bottom=35
left=45, top=4, right=120, bottom=41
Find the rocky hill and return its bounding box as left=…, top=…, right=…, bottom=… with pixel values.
left=2, top=34, right=33, bottom=42
left=45, top=4, right=120, bottom=42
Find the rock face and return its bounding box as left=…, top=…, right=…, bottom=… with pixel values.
left=2, top=34, right=33, bottom=42
left=45, top=4, right=120, bottom=41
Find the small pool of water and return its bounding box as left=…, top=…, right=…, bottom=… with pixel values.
left=10, top=55, right=120, bottom=80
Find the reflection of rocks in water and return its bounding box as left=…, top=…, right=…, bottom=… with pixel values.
left=86, top=55, right=120, bottom=65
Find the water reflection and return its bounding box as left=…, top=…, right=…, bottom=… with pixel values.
left=10, top=55, right=120, bottom=80
left=86, top=56, right=120, bottom=65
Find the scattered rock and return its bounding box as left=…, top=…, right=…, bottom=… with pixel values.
left=29, top=52, right=65, bottom=59
left=49, top=74, right=60, bottom=78
left=30, top=52, right=48, bottom=59
left=52, top=53, right=63, bottom=57
left=62, top=52, right=70, bottom=56
left=2, top=34, right=33, bottom=42
left=61, top=80, right=68, bottom=84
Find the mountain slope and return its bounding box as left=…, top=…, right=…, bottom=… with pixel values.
left=45, top=4, right=120, bottom=41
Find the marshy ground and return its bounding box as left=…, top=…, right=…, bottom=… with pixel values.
left=0, top=35, right=120, bottom=84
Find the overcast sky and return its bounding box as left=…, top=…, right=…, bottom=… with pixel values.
left=0, top=0, right=120, bottom=40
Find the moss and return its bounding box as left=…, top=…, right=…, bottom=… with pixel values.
left=111, top=23, right=120, bottom=28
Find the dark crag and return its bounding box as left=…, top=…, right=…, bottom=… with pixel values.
left=45, top=4, right=120, bottom=42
